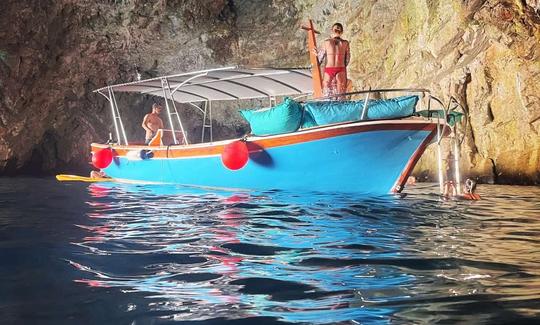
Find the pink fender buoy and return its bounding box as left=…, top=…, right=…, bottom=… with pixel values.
left=92, top=148, right=113, bottom=169
left=221, top=140, right=249, bottom=170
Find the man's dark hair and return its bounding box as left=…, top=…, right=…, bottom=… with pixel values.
left=333, top=23, right=343, bottom=31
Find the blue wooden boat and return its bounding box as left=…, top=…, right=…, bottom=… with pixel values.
left=91, top=67, right=451, bottom=194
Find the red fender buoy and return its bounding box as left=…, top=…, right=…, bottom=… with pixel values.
left=92, top=148, right=113, bottom=169
left=221, top=140, right=249, bottom=170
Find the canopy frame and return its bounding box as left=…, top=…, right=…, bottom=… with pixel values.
left=95, top=67, right=313, bottom=145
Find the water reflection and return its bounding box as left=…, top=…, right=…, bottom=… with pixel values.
left=68, top=183, right=540, bottom=323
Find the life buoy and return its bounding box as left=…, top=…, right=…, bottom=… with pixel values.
left=221, top=140, right=249, bottom=170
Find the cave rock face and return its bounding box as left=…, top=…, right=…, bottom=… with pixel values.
left=0, top=0, right=538, bottom=183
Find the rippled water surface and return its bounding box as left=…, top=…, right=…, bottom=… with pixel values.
left=1, top=177, right=539, bottom=324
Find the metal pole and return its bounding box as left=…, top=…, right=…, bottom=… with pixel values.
left=453, top=128, right=462, bottom=195
left=161, top=78, right=178, bottom=145
left=110, top=89, right=129, bottom=145
left=165, top=79, right=189, bottom=145
left=436, top=117, right=444, bottom=194
left=169, top=72, right=209, bottom=96
left=209, top=101, right=213, bottom=142
left=107, top=87, right=122, bottom=145
left=187, top=102, right=205, bottom=114
left=201, top=101, right=207, bottom=143
left=360, top=91, right=370, bottom=120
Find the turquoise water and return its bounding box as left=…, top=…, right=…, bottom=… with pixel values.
left=0, top=177, right=539, bottom=324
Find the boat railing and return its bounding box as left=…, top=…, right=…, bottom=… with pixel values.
left=309, top=87, right=434, bottom=120
left=314, top=88, right=429, bottom=102
left=424, top=94, right=468, bottom=195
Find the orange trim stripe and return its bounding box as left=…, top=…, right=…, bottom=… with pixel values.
left=92, top=121, right=439, bottom=159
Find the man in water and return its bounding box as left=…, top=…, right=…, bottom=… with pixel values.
left=462, top=178, right=480, bottom=200
left=90, top=170, right=107, bottom=179
left=142, top=103, right=164, bottom=144
left=317, top=23, right=350, bottom=96
left=443, top=152, right=457, bottom=197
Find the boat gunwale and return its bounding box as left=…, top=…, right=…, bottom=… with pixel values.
left=92, top=117, right=447, bottom=159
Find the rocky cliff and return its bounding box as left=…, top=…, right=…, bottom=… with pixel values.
left=0, top=0, right=539, bottom=183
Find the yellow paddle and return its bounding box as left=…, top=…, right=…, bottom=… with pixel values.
left=56, top=174, right=113, bottom=182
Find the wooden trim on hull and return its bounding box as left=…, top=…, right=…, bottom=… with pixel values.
left=92, top=119, right=442, bottom=160
left=391, top=131, right=437, bottom=193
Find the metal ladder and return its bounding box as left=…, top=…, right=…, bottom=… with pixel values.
left=161, top=78, right=188, bottom=145
left=107, top=86, right=129, bottom=145
left=201, top=101, right=213, bottom=143
left=432, top=96, right=465, bottom=195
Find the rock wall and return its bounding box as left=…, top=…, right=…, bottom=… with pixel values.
left=0, top=0, right=539, bottom=183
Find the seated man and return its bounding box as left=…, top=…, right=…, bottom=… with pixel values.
left=142, top=103, right=164, bottom=144
left=317, top=23, right=350, bottom=97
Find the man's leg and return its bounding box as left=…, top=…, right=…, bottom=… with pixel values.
left=335, top=70, right=347, bottom=95
left=322, top=72, right=335, bottom=97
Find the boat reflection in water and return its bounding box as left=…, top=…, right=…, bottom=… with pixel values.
left=70, top=182, right=413, bottom=323
left=68, top=182, right=540, bottom=324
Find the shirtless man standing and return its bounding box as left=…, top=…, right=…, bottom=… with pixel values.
left=142, top=103, right=164, bottom=144
left=318, top=23, right=350, bottom=96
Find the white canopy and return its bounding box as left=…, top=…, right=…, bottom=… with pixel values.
left=95, top=67, right=314, bottom=103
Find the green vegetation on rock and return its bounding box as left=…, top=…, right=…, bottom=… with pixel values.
left=0, top=50, right=7, bottom=63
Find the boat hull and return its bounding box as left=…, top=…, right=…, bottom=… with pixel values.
left=92, top=119, right=439, bottom=194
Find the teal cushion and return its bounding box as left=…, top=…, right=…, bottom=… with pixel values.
left=239, top=97, right=303, bottom=136
left=300, top=109, right=318, bottom=128
left=304, top=100, right=363, bottom=125
left=366, top=95, right=418, bottom=120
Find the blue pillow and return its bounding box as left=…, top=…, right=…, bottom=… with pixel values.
left=304, top=100, right=363, bottom=125
left=366, top=95, right=418, bottom=120
left=239, top=97, right=303, bottom=136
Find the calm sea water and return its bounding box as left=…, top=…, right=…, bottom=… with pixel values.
left=0, top=177, right=539, bottom=324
